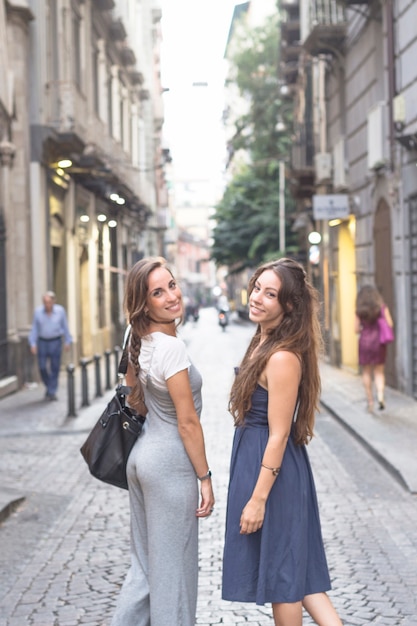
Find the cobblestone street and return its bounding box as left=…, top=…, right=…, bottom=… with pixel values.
left=1, top=309, right=416, bottom=625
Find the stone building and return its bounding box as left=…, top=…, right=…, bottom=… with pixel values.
left=0, top=0, right=167, bottom=394
left=279, top=0, right=417, bottom=399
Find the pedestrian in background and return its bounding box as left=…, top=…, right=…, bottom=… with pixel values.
left=110, top=257, right=214, bottom=626
left=222, top=258, right=343, bottom=626
left=355, top=285, right=394, bottom=412
left=28, top=291, right=72, bottom=401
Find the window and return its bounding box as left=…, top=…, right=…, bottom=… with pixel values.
left=47, top=0, right=59, bottom=84
left=92, top=42, right=99, bottom=114
left=72, top=3, right=82, bottom=88
left=97, top=225, right=105, bottom=328
left=120, top=87, right=124, bottom=146
left=107, top=71, right=113, bottom=135
left=110, top=227, right=119, bottom=327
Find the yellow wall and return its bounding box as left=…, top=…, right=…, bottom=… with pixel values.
left=338, top=218, right=358, bottom=371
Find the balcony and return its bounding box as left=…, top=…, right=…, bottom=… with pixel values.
left=280, top=0, right=302, bottom=87
left=129, top=70, right=144, bottom=86
left=281, top=18, right=300, bottom=45
left=396, top=132, right=417, bottom=152
left=280, top=0, right=300, bottom=50
left=289, top=123, right=315, bottom=198
left=280, top=59, right=299, bottom=85
left=61, top=151, right=149, bottom=221
left=45, top=81, right=87, bottom=151
left=281, top=43, right=302, bottom=64
left=152, top=8, right=162, bottom=23
left=120, top=46, right=136, bottom=66
left=139, top=89, right=150, bottom=101
left=153, top=96, right=164, bottom=132
left=338, top=0, right=370, bottom=4
left=289, top=161, right=315, bottom=199
left=281, top=14, right=301, bottom=60
left=109, top=18, right=127, bottom=42
left=93, top=0, right=115, bottom=10
left=281, top=0, right=300, bottom=13
left=301, top=0, right=346, bottom=57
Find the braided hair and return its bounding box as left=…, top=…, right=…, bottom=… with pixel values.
left=123, top=256, right=174, bottom=412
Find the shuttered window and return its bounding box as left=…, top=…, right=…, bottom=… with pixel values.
left=410, top=195, right=417, bottom=398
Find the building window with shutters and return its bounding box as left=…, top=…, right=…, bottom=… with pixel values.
left=72, top=2, right=82, bottom=89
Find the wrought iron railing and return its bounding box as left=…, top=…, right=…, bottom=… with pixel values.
left=291, top=122, right=315, bottom=170
left=301, top=0, right=345, bottom=42
left=310, top=0, right=345, bottom=25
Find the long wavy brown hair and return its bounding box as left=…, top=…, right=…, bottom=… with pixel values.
left=229, top=258, right=323, bottom=445
left=355, top=285, right=383, bottom=324
left=123, top=256, right=176, bottom=412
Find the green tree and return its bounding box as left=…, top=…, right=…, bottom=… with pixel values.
left=211, top=166, right=282, bottom=271
left=211, top=15, right=296, bottom=272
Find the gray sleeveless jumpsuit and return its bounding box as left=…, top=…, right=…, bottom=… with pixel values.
left=111, top=332, right=202, bottom=626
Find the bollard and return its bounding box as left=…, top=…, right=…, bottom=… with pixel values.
left=67, top=363, right=77, bottom=417
left=80, top=357, right=91, bottom=407
left=114, top=346, right=121, bottom=383
left=104, top=349, right=112, bottom=390
left=94, top=353, right=102, bottom=397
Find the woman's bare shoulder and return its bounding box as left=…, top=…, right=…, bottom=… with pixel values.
left=266, top=350, right=302, bottom=382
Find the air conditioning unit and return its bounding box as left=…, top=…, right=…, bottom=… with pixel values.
left=314, top=153, right=332, bottom=183
left=333, top=137, right=347, bottom=189
left=367, top=102, right=388, bottom=170
left=393, top=93, right=406, bottom=132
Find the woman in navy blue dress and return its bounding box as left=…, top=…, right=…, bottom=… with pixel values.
left=222, top=258, right=343, bottom=626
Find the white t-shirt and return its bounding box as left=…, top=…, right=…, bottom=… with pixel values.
left=138, top=332, right=191, bottom=391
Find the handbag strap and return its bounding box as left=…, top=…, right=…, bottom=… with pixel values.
left=118, top=326, right=131, bottom=377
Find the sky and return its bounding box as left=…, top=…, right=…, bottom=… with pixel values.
left=159, top=0, right=238, bottom=187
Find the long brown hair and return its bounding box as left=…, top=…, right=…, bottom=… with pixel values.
left=229, top=258, right=323, bottom=445
left=355, top=285, right=383, bottom=324
left=123, top=256, right=175, bottom=412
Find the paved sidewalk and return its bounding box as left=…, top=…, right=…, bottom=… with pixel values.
left=0, top=350, right=416, bottom=525
left=0, top=374, right=116, bottom=523
left=320, top=361, right=417, bottom=494
left=1, top=312, right=417, bottom=625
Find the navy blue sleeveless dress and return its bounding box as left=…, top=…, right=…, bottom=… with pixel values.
left=222, top=385, right=331, bottom=605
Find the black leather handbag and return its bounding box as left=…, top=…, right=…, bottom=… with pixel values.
left=80, top=332, right=145, bottom=490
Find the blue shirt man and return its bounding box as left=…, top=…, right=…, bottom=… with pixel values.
left=29, top=291, right=72, bottom=400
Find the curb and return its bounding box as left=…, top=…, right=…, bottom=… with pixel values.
left=0, top=390, right=116, bottom=525
left=320, top=398, right=414, bottom=494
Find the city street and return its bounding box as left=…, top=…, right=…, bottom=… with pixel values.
left=0, top=308, right=417, bottom=625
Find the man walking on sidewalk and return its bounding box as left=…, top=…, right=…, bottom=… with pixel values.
left=29, top=291, right=72, bottom=401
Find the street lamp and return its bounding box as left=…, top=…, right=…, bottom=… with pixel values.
left=308, top=231, right=322, bottom=245
left=279, top=161, right=286, bottom=253
left=275, top=118, right=286, bottom=133
left=275, top=104, right=293, bottom=254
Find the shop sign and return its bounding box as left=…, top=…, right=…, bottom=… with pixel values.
left=312, top=194, right=349, bottom=220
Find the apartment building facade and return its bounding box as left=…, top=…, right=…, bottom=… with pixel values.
left=279, top=0, right=417, bottom=398
left=0, top=0, right=167, bottom=392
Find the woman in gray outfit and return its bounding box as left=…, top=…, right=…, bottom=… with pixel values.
left=111, top=257, right=215, bottom=626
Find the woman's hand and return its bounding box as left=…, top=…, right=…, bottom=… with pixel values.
left=196, top=479, right=215, bottom=518
left=239, top=497, right=265, bottom=534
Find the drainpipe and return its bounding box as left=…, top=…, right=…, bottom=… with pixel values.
left=0, top=142, right=16, bottom=377
left=385, top=0, right=396, bottom=171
